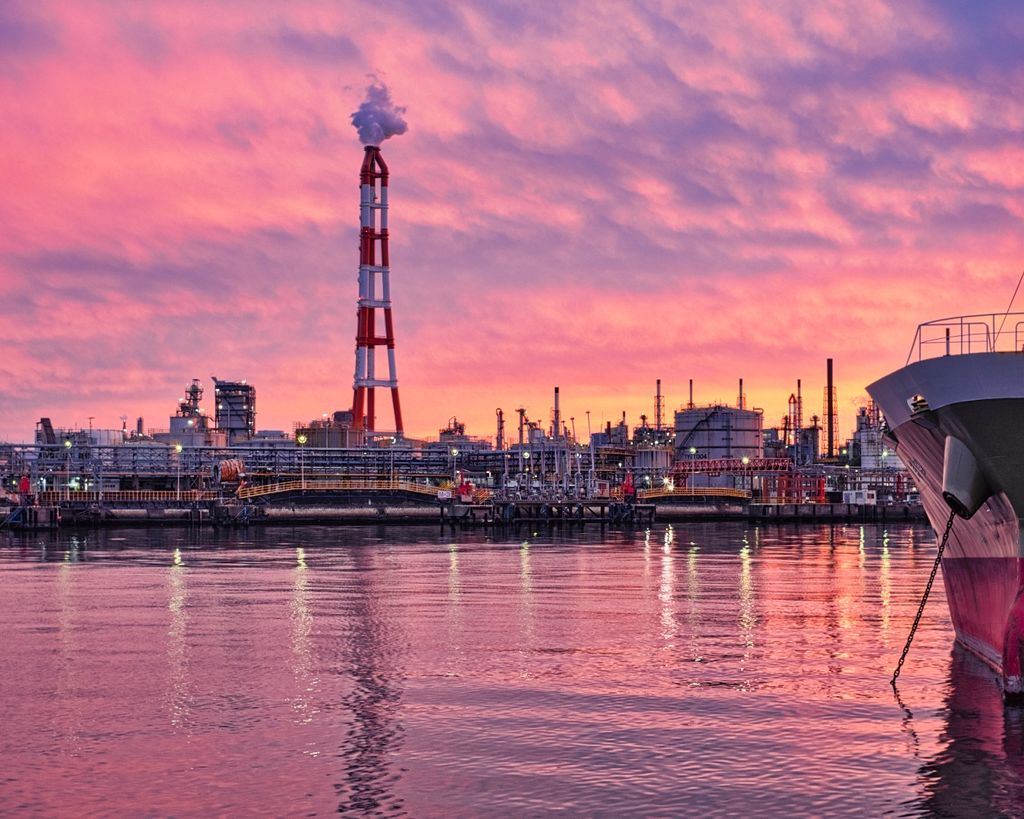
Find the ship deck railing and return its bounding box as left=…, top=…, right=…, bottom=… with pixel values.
left=908, top=312, right=1024, bottom=363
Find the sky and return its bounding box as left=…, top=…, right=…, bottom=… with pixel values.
left=2, top=0, right=1024, bottom=444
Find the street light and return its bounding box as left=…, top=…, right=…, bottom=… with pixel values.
left=451, top=447, right=460, bottom=485
left=64, top=439, right=72, bottom=502
left=297, top=434, right=307, bottom=489
left=174, top=443, right=183, bottom=501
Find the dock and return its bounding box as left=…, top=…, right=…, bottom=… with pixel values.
left=0, top=481, right=925, bottom=530
left=750, top=501, right=924, bottom=522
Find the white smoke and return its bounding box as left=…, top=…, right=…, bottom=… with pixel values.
left=350, top=82, right=408, bottom=145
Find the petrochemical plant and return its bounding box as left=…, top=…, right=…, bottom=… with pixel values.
left=0, top=144, right=915, bottom=526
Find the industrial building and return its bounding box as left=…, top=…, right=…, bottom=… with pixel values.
left=213, top=378, right=256, bottom=443
left=847, top=403, right=905, bottom=471
left=294, top=411, right=362, bottom=449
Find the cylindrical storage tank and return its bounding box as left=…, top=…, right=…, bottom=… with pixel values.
left=674, top=405, right=763, bottom=461
left=91, top=429, right=125, bottom=446
left=634, top=447, right=673, bottom=471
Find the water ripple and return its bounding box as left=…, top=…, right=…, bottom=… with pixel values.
left=1, top=522, right=1020, bottom=816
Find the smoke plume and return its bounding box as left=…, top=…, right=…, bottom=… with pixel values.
left=350, top=82, right=408, bottom=145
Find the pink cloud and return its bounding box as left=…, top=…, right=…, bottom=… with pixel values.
left=2, top=0, right=1024, bottom=446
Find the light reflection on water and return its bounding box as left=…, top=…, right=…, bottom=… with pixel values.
left=1, top=522, right=1023, bottom=816
left=166, top=547, right=190, bottom=730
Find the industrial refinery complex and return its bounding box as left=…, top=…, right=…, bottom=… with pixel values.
left=1, top=145, right=916, bottom=527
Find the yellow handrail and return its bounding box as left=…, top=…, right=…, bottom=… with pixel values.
left=237, top=479, right=442, bottom=500
left=637, top=487, right=751, bottom=501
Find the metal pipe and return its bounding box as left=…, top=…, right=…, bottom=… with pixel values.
left=517, top=407, right=526, bottom=477
left=587, top=410, right=595, bottom=493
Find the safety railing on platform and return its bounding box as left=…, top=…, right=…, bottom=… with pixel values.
left=37, top=490, right=218, bottom=504
left=237, top=479, right=442, bottom=500
left=907, top=312, right=1024, bottom=364
left=637, top=487, right=752, bottom=501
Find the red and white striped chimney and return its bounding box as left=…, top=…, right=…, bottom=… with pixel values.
left=351, top=145, right=403, bottom=437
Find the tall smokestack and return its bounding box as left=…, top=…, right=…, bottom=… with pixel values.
left=350, top=82, right=407, bottom=439
left=738, top=378, right=744, bottom=410
left=553, top=386, right=561, bottom=441
left=351, top=145, right=403, bottom=437
left=655, top=379, right=664, bottom=431
left=688, top=379, right=694, bottom=409
left=826, top=358, right=835, bottom=458
left=796, top=379, right=803, bottom=444
left=794, top=376, right=802, bottom=432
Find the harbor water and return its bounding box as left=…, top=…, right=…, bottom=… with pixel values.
left=2, top=523, right=1022, bottom=816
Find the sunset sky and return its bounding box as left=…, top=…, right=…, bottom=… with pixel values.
left=3, top=0, right=1023, bottom=443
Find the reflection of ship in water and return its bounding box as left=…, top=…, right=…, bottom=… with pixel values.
left=335, top=546, right=406, bottom=816
left=912, top=646, right=1024, bottom=816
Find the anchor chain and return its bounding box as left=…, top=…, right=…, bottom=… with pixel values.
left=891, top=509, right=957, bottom=687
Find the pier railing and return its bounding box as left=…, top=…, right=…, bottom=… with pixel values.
left=37, top=490, right=218, bottom=505
left=907, top=312, right=1024, bottom=363
left=25, top=484, right=751, bottom=506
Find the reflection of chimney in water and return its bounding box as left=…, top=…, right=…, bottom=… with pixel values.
left=336, top=549, right=404, bottom=814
